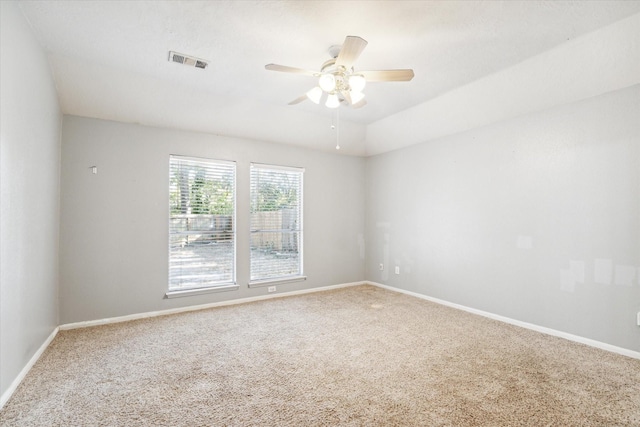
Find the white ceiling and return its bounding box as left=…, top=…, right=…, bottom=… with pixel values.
left=18, top=0, right=640, bottom=156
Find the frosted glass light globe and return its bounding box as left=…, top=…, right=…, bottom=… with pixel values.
left=348, top=74, right=366, bottom=92
left=326, top=93, right=340, bottom=108
left=319, top=74, right=336, bottom=92
left=350, top=91, right=365, bottom=104
left=306, top=87, right=322, bottom=104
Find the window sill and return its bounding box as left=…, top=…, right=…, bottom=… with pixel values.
left=248, top=276, right=307, bottom=288
left=165, top=283, right=239, bottom=299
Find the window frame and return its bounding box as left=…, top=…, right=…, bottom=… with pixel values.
left=248, top=162, right=305, bottom=287
left=166, top=155, right=238, bottom=298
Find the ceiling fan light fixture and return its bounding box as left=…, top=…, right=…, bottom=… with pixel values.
left=319, top=73, right=336, bottom=92
left=266, top=35, right=414, bottom=111
left=326, top=93, right=340, bottom=108
left=350, top=90, right=365, bottom=105
left=306, top=87, right=322, bottom=104
left=348, top=74, right=366, bottom=93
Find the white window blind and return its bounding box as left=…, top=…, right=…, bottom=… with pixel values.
left=169, top=156, right=235, bottom=291
left=250, top=163, right=304, bottom=283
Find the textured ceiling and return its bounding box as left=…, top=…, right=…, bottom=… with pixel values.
left=18, top=0, right=640, bottom=155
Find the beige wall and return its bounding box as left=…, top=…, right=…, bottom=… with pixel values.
left=365, top=85, right=640, bottom=352
left=0, top=1, right=62, bottom=399
left=59, top=116, right=366, bottom=323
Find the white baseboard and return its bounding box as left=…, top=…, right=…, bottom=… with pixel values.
left=60, top=281, right=367, bottom=331
left=368, top=281, right=640, bottom=360
left=0, top=327, right=59, bottom=410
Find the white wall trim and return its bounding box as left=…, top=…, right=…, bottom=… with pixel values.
left=0, top=327, right=59, bottom=410
left=368, top=281, right=640, bottom=360
left=60, top=281, right=366, bottom=331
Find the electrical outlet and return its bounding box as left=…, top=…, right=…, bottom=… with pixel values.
left=379, top=263, right=384, bottom=270
left=395, top=266, right=400, bottom=275
left=637, top=311, right=640, bottom=326
left=268, top=286, right=276, bottom=293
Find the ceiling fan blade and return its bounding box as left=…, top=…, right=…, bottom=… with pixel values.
left=265, top=64, right=318, bottom=77
left=335, top=36, right=368, bottom=69
left=360, top=69, right=415, bottom=82
left=288, top=94, right=308, bottom=105
left=341, top=89, right=353, bottom=105
left=352, top=99, right=367, bottom=109
left=340, top=90, right=366, bottom=109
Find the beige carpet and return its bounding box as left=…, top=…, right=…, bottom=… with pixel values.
left=1, top=285, right=639, bottom=426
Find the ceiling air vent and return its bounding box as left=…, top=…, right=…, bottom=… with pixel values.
left=168, top=51, right=209, bottom=70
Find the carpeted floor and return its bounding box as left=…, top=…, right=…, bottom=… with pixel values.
left=1, top=285, right=639, bottom=426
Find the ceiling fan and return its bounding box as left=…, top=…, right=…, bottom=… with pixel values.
left=265, top=36, right=414, bottom=109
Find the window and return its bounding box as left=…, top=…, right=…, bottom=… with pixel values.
left=168, top=156, right=236, bottom=295
left=250, top=163, right=304, bottom=284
